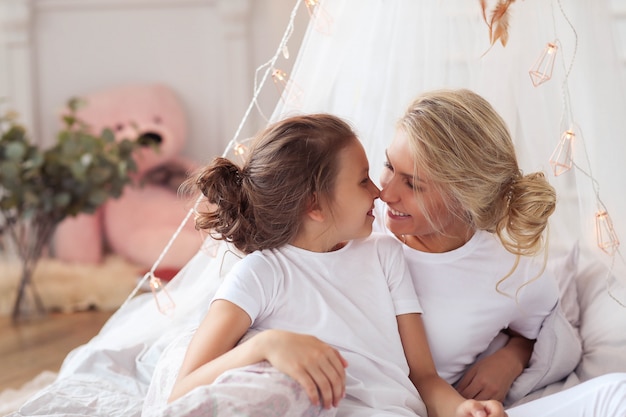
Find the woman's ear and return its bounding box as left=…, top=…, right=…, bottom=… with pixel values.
left=306, top=193, right=326, bottom=223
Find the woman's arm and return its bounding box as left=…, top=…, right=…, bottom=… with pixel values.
left=397, top=313, right=505, bottom=417
left=455, top=331, right=534, bottom=401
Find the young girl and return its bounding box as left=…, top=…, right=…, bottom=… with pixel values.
left=162, top=114, right=504, bottom=416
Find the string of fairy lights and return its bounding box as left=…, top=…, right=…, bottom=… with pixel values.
left=125, top=0, right=331, bottom=314
left=530, top=0, right=624, bottom=304
left=127, top=0, right=623, bottom=314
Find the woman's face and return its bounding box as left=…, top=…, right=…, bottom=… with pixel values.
left=379, top=129, right=471, bottom=252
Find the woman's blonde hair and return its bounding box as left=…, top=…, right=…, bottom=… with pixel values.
left=184, top=113, right=357, bottom=254
left=399, top=88, right=556, bottom=258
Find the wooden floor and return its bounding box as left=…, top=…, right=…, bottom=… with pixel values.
left=0, top=309, right=113, bottom=392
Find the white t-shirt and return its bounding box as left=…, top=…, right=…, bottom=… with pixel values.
left=213, top=233, right=426, bottom=416
left=374, top=201, right=559, bottom=384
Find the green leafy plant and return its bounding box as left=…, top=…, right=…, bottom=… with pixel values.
left=0, top=98, right=144, bottom=321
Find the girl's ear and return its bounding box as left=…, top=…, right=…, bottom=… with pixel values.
left=306, top=193, right=326, bottom=223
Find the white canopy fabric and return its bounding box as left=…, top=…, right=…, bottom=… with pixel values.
left=272, top=0, right=626, bottom=279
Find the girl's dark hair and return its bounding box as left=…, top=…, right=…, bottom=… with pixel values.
left=185, top=114, right=357, bottom=254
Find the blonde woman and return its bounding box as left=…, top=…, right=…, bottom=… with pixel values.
left=377, top=88, right=559, bottom=400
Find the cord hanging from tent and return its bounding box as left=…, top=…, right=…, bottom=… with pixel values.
left=122, top=0, right=312, bottom=314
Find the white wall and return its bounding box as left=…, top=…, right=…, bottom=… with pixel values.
left=0, top=0, right=308, bottom=162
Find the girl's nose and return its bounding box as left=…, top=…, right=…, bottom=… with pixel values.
left=369, top=180, right=381, bottom=199
left=379, top=170, right=393, bottom=202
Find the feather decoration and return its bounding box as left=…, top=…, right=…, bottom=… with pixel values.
left=480, top=0, right=517, bottom=47
left=479, top=0, right=489, bottom=24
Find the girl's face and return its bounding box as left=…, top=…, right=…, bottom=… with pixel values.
left=327, top=138, right=380, bottom=243
left=379, top=129, right=471, bottom=252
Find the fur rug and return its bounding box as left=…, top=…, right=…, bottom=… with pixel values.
left=0, top=255, right=142, bottom=316
left=0, top=256, right=142, bottom=414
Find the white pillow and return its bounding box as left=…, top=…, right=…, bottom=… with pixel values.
left=575, top=252, right=626, bottom=381
left=502, top=243, right=583, bottom=405
left=505, top=304, right=582, bottom=405
left=548, top=242, right=580, bottom=328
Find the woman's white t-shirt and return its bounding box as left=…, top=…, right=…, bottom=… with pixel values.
left=213, top=233, right=427, bottom=416
left=374, top=201, right=559, bottom=384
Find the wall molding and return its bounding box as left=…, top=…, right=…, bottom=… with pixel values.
left=0, top=0, right=36, bottom=137
left=1, top=0, right=32, bottom=47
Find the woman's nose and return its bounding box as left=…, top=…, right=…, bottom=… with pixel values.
left=379, top=180, right=395, bottom=203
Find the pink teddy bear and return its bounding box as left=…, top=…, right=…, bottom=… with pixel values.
left=54, top=83, right=202, bottom=277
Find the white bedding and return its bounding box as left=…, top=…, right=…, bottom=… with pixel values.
left=5, top=242, right=626, bottom=417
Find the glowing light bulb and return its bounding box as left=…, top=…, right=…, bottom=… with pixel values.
left=596, top=210, right=620, bottom=255
left=272, top=68, right=288, bottom=84
left=529, top=42, right=558, bottom=87
left=305, top=0, right=334, bottom=35
left=549, top=130, right=574, bottom=176
left=230, top=142, right=248, bottom=163
left=147, top=272, right=175, bottom=315
left=233, top=142, right=247, bottom=156
left=272, top=68, right=304, bottom=109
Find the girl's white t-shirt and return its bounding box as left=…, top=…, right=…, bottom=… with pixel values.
left=213, top=233, right=427, bottom=416
left=374, top=201, right=558, bottom=384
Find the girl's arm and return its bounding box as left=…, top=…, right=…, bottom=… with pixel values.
left=455, top=331, right=533, bottom=401
left=397, top=313, right=505, bottom=417
left=248, top=330, right=348, bottom=408
left=168, top=299, right=252, bottom=402
left=202, top=329, right=347, bottom=409
left=168, top=302, right=347, bottom=408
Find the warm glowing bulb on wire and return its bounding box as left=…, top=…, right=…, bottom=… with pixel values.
left=147, top=272, right=176, bottom=315
left=549, top=129, right=574, bottom=176
left=596, top=210, right=620, bottom=255
left=529, top=41, right=558, bottom=87
left=305, top=0, right=334, bottom=35
left=272, top=68, right=304, bottom=109
left=233, top=143, right=246, bottom=156
left=232, top=142, right=249, bottom=163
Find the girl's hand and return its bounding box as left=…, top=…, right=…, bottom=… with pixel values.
left=456, top=399, right=507, bottom=417
left=256, top=330, right=348, bottom=409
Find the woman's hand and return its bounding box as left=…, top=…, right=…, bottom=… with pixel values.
left=455, top=399, right=507, bottom=417
left=255, top=330, right=348, bottom=409
left=456, top=332, right=533, bottom=401
left=455, top=352, right=518, bottom=401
